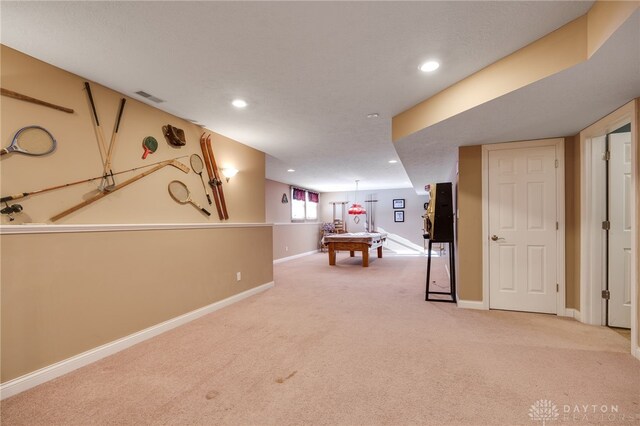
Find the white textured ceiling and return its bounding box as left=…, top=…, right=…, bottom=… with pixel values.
left=395, top=9, right=640, bottom=193
left=1, top=1, right=596, bottom=192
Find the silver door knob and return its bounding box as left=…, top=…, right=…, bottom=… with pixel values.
left=491, top=235, right=501, bottom=241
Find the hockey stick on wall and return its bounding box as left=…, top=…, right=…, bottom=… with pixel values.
left=1, top=88, right=74, bottom=114
left=50, top=159, right=189, bottom=222
left=1, top=155, right=189, bottom=203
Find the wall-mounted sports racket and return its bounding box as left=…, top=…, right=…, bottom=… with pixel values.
left=168, top=180, right=211, bottom=217
left=142, top=136, right=158, bottom=159
left=0, top=126, right=57, bottom=156
left=189, top=154, right=212, bottom=205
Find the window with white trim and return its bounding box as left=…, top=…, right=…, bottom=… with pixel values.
left=291, top=187, right=319, bottom=221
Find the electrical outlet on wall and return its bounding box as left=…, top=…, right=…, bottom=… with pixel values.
left=285, top=246, right=289, bottom=252
left=236, top=272, right=241, bottom=281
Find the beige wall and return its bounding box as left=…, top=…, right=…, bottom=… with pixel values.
left=456, top=146, right=483, bottom=301
left=265, top=179, right=292, bottom=223
left=1, top=46, right=273, bottom=383
left=266, top=179, right=322, bottom=260
left=1, top=45, right=265, bottom=224
left=273, top=223, right=322, bottom=260
left=1, top=226, right=273, bottom=382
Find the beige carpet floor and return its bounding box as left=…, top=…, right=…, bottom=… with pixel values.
left=2, top=252, right=639, bottom=425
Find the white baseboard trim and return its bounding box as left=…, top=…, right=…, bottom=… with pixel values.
left=0, top=222, right=271, bottom=235
left=273, top=250, right=319, bottom=264
left=457, top=299, right=488, bottom=310
left=0, top=281, right=274, bottom=400
left=563, top=308, right=582, bottom=321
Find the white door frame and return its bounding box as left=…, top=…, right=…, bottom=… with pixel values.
left=579, top=100, right=638, bottom=360
left=481, top=138, right=566, bottom=315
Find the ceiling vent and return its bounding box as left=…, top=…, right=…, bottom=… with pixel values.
left=135, top=90, right=165, bottom=103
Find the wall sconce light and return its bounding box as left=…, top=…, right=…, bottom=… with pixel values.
left=221, top=167, right=238, bottom=182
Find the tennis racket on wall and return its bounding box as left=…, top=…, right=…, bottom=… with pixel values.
left=189, top=154, right=212, bottom=205
left=168, top=180, right=211, bottom=217
left=0, top=126, right=56, bottom=156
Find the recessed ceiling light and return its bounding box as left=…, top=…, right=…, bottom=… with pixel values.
left=388, top=160, right=398, bottom=164
left=287, top=169, right=295, bottom=172
left=367, top=113, right=379, bottom=119
left=232, top=99, right=248, bottom=108
left=419, top=61, right=440, bottom=72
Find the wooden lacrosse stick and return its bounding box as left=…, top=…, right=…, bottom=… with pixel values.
left=84, top=82, right=126, bottom=191
left=50, top=160, right=190, bottom=222
left=200, top=133, right=223, bottom=220
left=205, top=134, right=229, bottom=220
left=84, top=82, right=109, bottom=162
left=103, top=98, right=127, bottom=187
left=1, top=88, right=74, bottom=114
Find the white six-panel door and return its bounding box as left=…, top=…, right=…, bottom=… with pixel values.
left=608, top=132, right=632, bottom=328
left=488, top=145, right=558, bottom=313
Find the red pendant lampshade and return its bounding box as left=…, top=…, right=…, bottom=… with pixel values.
left=348, top=180, right=366, bottom=215
left=348, top=203, right=366, bottom=215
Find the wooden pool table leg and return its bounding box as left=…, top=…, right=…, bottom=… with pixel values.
left=329, top=245, right=336, bottom=265
left=349, top=251, right=355, bottom=257
left=362, top=247, right=369, bottom=267
left=377, top=245, right=383, bottom=258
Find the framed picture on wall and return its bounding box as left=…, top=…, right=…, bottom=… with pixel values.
left=393, top=199, right=405, bottom=209
left=394, top=210, right=404, bottom=222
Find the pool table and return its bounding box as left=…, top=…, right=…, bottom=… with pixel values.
left=323, top=232, right=387, bottom=267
